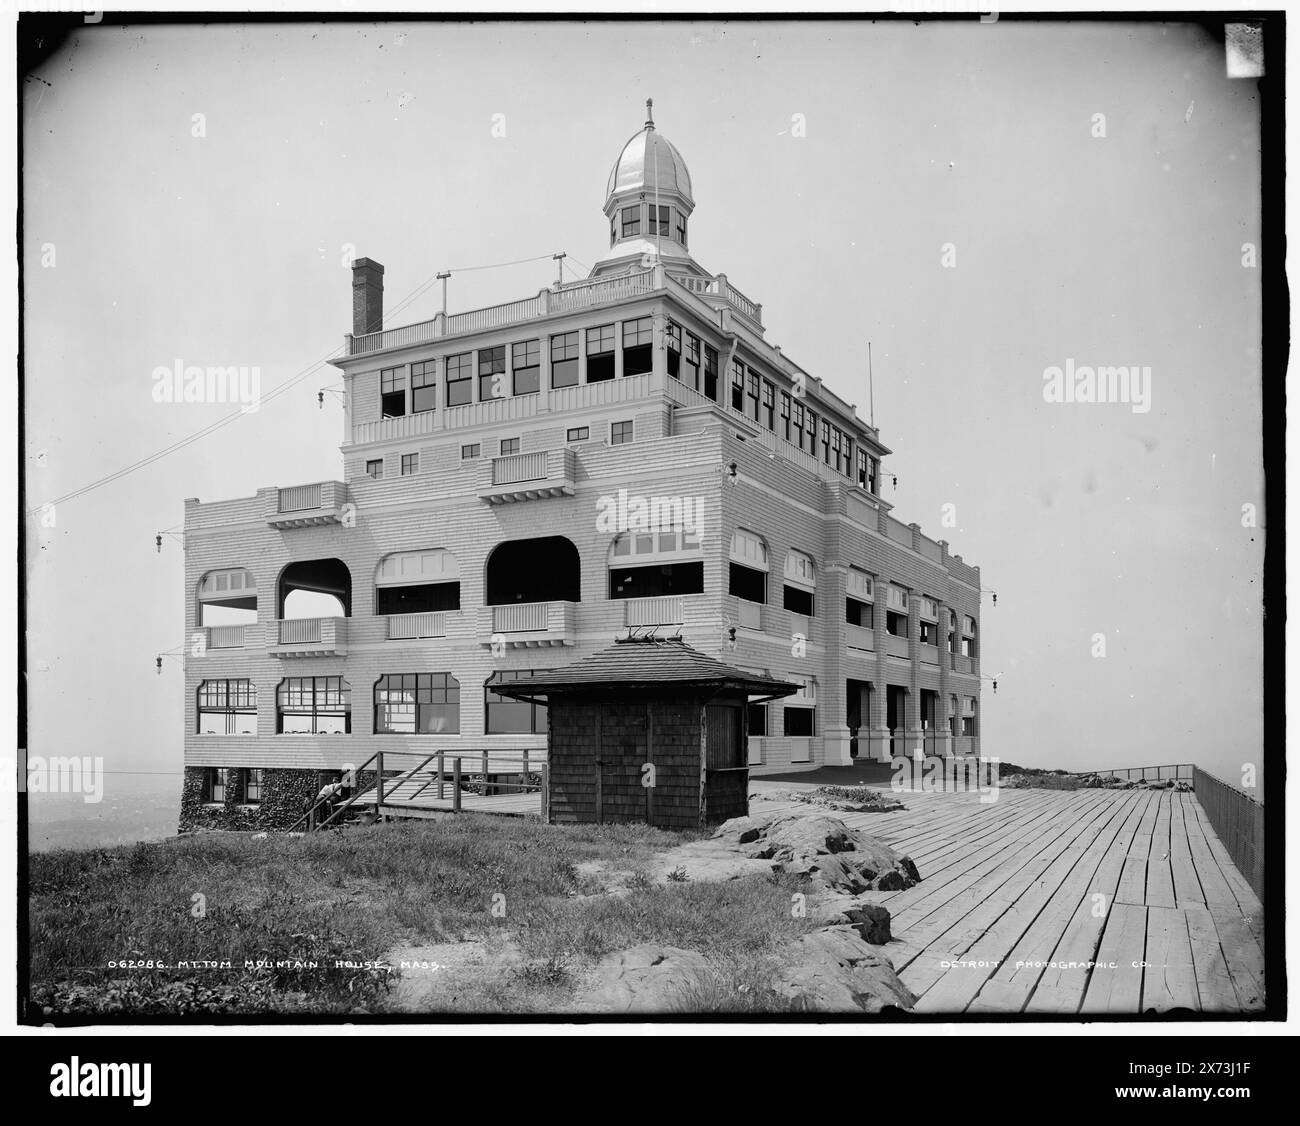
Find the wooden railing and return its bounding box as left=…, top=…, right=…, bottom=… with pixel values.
left=446, top=294, right=543, bottom=336
left=1193, top=767, right=1265, bottom=903
left=386, top=612, right=447, bottom=640
left=885, top=634, right=910, bottom=659
left=492, top=451, right=548, bottom=486
left=207, top=625, right=247, bottom=649
left=493, top=602, right=550, bottom=633
left=277, top=483, right=321, bottom=513
left=287, top=748, right=548, bottom=832
left=624, top=595, right=684, bottom=627
left=551, top=269, right=654, bottom=312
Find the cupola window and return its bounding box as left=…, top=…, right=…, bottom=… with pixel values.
left=621, top=205, right=641, bottom=238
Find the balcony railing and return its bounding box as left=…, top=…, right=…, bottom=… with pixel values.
left=346, top=269, right=656, bottom=357
left=266, top=481, right=349, bottom=528
left=952, top=653, right=975, bottom=675
left=478, top=447, right=576, bottom=504
left=386, top=612, right=449, bottom=640
left=920, top=642, right=940, bottom=666
left=845, top=623, right=875, bottom=652
left=481, top=601, right=576, bottom=647
left=206, top=625, right=248, bottom=650
left=270, top=617, right=349, bottom=657
left=885, top=634, right=910, bottom=659
left=624, top=596, right=684, bottom=628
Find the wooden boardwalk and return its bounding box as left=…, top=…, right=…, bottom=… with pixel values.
left=751, top=782, right=1265, bottom=1015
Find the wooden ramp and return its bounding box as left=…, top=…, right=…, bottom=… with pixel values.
left=353, top=770, right=543, bottom=819
left=750, top=782, right=1265, bottom=1015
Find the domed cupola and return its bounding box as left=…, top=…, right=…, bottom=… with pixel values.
left=592, top=100, right=702, bottom=276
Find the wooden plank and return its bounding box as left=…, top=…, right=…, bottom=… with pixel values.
left=1207, top=904, right=1265, bottom=1012
left=908, top=792, right=1136, bottom=1009
left=975, top=790, right=1146, bottom=1013
left=1144, top=792, right=1177, bottom=909
left=1184, top=903, right=1240, bottom=1013
left=1142, top=904, right=1199, bottom=1012
left=1080, top=902, right=1147, bottom=1014
left=1169, top=794, right=1206, bottom=908
left=1115, top=790, right=1160, bottom=905
left=1023, top=791, right=1155, bottom=1013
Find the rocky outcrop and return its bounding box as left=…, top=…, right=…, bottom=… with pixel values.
left=772, top=927, right=917, bottom=1012
left=580, top=944, right=711, bottom=1013
left=712, top=812, right=922, bottom=895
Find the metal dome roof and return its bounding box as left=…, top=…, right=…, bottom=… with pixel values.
left=605, top=103, right=694, bottom=207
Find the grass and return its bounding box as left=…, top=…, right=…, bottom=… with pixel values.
left=28, top=814, right=819, bottom=1017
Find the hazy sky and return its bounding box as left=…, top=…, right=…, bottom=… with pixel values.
left=23, top=19, right=1264, bottom=789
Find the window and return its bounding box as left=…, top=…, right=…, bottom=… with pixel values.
left=675, top=210, right=687, bottom=246
left=551, top=331, right=579, bottom=388
left=380, top=367, right=405, bottom=418
left=728, top=529, right=768, bottom=604
left=478, top=345, right=506, bottom=401
left=512, top=340, right=540, bottom=395
left=622, top=317, right=653, bottom=376
left=846, top=598, right=873, bottom=628
left=703, top=345, right=718, bottom=400
left=920, top=620, right=937, bottom=645
left=748, top=703, right=768, bottom=737
left=831, top=427, right=843, bottom=472
left=649, top=203, right=669, bottom=237
left=805, top=408, right=819, bottom=455
left=374, top=673, right=460, bottom=734
left=500, top=437, right=520, bottom=456
left=962, top=699, right=978, bottom=737
left=747, top=373, right=760, bottom=420
left=401, top=453, right=419, bottom=476
left=461, top=443, right=480, bottom=460
left=856, top=449, right=870, bottom=490
left=621, top=205, right=641, bottom=238
left=608, top=527, right=704, bottom=599
left=197, top=679, right=257, bottom=735
left=821, top=419, right=832, bottom=464
left=783, top=549, right=816, bottom=617
left=245, top=768, right=263, bottom=805
left=567, top=426, right=589, bottom=442
left=278, top=677, right=351, bottom=734
left=375, top=549, right=461, bottom=615
left=610, top=420, right=634, bottom=445
left=683, top=333, right=701, bottom=392
left=365, top=459, right=384, bottom=480
left=962, top=617, right=978, bottom=659
left=762, top=381, right=776, bottom=430
left=792, top=401, right=805, bottom=449
left=203, top=767, right=229, bottom=804
left=783, top=706, right=815, bottom=737
left=731, top=360, right=745, bottom=411
left=610, top=214, right=617, bottom=246
left=447, top=352, right=473, bottom=406
left=780, top=392, right=792, bottom=440
left=412, top=361, right=437, bottom=413
left=842, top=435, right=854, bottom=479
left=485, top=670, right=549, bottom=734
left=586, top=324, right=615, bottom=382
left=666, top=321, right=681, bottom=379
left=887, top=611, right=908, bottom=638
left=845, top=568, right=874, bottom=627
left=950, top=694, right=960, bottom=737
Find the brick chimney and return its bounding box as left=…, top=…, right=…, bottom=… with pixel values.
left=351, top=257, right=384, bottom=337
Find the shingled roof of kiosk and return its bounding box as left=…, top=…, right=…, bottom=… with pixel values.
left=490, top=634, right=800, bottom=701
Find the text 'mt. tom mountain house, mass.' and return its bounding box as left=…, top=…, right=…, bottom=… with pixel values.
left=178, top=103, right=983, bottom=829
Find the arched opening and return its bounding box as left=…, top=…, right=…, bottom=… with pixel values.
left=277, top=558, right=352, bottom=619
left=485, top=537, right=580, bottom=605
left=607, top=527, right=703, bottom=600
left=375, top=549, right=460, bottom=615
left=783, top=549, right=816, bottom=617
left=197, top=568, right=258, bottom=626
left=728, top=528, right=768, bottom=604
